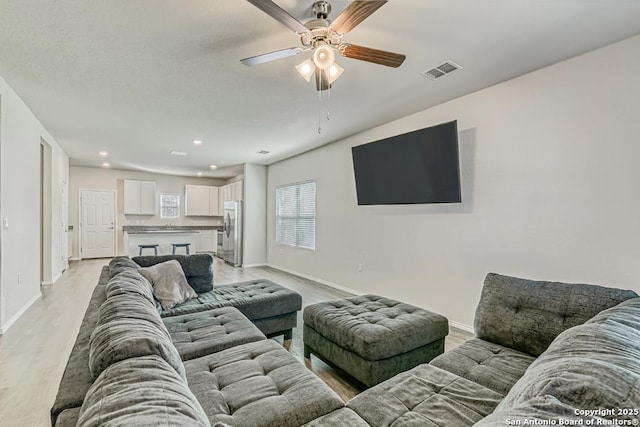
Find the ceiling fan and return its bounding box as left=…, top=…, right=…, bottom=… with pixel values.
left=241, top=0, right=406, bottom=91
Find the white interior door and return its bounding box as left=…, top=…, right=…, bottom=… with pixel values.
left=81, top=190, right=116, bottom=259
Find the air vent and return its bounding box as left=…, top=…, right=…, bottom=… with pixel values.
left=257, top=150, right=270, bottom=155
left=420, top=60, right=462, bottom=80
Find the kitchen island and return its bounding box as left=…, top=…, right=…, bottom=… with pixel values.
left=122, top=225, right=221, bottom=257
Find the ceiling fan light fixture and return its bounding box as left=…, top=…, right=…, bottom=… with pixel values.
left=313, top=44, right=335, bottom=70
left=295, top=59, right=316, bottom=82
left=327, top=63, right=344, bottom=84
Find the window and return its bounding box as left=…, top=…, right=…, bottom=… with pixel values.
left=276, top=181, right=316, bottom=250
left=160, top=194, right=180, bottom=219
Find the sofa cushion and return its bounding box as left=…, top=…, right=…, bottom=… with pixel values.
left=54, top=407, right=81, bottom=427
left=474, top=273, right=638, bottom=356
left=303, top=408, right=370, bottom=426
left=133, top=253, right=214, bottom=293
left=163, top=307, right=266, bottom=360
left=429, top=337, right=535, bottom=395
left=78, top=355, right=210, bottom=427
left=105, top=269, right=155, bottom=306
left=185, top=340, right=344, bottom=426
left=89, top=293, right=185, bottom=380
left=139, top=260, right=198, bottom=309
left=478, top=298, right=640, bottom=425
left=303, top=294, right=448, bottom=360
left=347, top=364, right=504, bottom=427
left=161, top=279, right=302, bottom=322
left=108, top=256, right=140, bottom=278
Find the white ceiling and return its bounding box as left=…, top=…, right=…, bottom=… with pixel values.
left=1, top=1, right=640, bottom=178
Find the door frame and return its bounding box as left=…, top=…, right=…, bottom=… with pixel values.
left=40, top=139, right=53, bottom=285
left=78, top=188, right=117, bottom=260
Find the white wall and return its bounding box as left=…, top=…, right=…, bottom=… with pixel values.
left=0, top=75, right=69, bottom=332
left=69, top=166, right=228, bottom=258
left=242, top=163, right=267, bottom=266
left=267, top=35, right=640, bottom=330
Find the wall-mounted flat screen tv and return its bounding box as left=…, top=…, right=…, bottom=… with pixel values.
left=352, top=120, right=461, bottom=205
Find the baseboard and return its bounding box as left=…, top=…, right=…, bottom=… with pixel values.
left=266, top=264, right=364, bottom=296
left=243, top=263, right=267, bottom=268
left=0, top=292, right=41, bottom=335
left=265, top=264, right=475, bottom=333
left=69, top=257, right=80, bottom=261
left=52, top=270, right=63, bottom=284
left=449, top=320, right=474, bottom=334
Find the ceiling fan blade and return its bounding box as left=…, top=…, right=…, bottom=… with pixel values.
left=241, top=47, right=302, bottom=66
left=246, top=0, right=309, bottom=34
left=338, top=43, right=406, bottom=68
left=329, top=1, right=387, bottom=36
left=315, top=69, right=330, bottom=91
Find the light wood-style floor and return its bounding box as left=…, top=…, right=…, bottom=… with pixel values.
left=0, top=257, right=473, bottom=426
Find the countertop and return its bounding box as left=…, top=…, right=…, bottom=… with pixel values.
left=123, top=225, right=222, bottom=235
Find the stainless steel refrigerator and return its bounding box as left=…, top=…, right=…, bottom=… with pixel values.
left=222, top=201, right=242, bottom=266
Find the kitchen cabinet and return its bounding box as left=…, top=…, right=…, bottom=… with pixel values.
left=197, top=230, right=216, bottom=252
left=124, top=180, right=156, bottom=215
left=185, top=185, right=222, bottom=216
left=209, top=187, right=220, bottom=216
left=220, top=180, right=244, bottom=206
left=233, top=180, right=244, bottom=201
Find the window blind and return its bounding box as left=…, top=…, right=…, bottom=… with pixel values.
left=276, top=181, right=316, bottom=250
left=160, top=194, right=180, bottom=219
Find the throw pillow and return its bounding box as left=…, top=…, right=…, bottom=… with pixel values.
left=138, top=260, right=197, bottom=309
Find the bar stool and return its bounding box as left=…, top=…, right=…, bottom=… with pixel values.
left=138, top=244, right=159, bottom=256
left=171, top=243, right=191, bottom=255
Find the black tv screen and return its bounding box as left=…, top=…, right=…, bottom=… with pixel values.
left=352, top=120, right=461, bottom=205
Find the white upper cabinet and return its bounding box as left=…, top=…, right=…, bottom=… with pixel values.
left=185, top=185, right=211, bottom=216
left=209, top=186, right=220, bottom=216
left=124, top=180, right=156, bottom=215
left=185, top=179, right=243, bottom=216
left=220, top=180, right=244, bottom=205
left=233, top=180, right=244, bottom=201
left=139, top=181, right=156, bottom=214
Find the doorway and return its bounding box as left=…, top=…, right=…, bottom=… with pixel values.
left=0, top=95, right=3, bottom=325
left=79, top=189, right=116, bottom=259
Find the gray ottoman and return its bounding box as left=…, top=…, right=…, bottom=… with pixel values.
left=303, top=294, right=449, bottom=387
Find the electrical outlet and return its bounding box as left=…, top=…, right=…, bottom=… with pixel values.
left=279, top=248, right=284, bottom=255
left=358, top=263, right=363, bottom=272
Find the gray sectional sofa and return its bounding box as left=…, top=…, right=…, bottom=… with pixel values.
left=345, top=273, right=640, bottom=425
left=52, top=255, right=640, bottom=426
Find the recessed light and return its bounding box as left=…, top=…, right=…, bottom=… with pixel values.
left=196, top=172, right=203, bottom=176
left=209, top=165, right=218, bottom=170
left=98, top=151, right=108, bottom=156
left=170, top=151, right=188, bottom=156
left=193, top=140, right=203, bottom=145
left=102, top=162, right=110, bottom=168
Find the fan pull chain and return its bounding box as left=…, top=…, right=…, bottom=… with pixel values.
left=318, top=87, right=322, bottom=134
left=327, top=84, right=331, bottom=121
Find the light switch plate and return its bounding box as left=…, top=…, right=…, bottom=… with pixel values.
left=2, top=218, right=8, bottom=230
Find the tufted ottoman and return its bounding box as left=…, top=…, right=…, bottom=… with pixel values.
left=303, top=294, right=449, bottom=387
